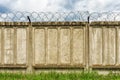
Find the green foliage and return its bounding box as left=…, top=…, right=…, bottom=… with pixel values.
left=0, top=71, right=119, bottom=80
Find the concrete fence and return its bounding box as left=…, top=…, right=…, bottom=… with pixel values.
left=0, top=22, right=120, bottom=73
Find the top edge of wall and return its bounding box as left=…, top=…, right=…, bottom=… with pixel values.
left=0, top=22, right=87, bottom=26
left=90, top=21, right=120, bottom=26
left=1, top=21, right=120, bottom=26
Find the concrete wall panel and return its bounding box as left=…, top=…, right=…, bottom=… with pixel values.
left=16, top=28, right=27, bottom=64
left=4, top=28, right=14, bottom=64
left=89, top=27, right=102, bottom=66
left=47, top=28, right=58, bottom=64
left=60, top=28, right=70, bottom=64
left=108, top=28, right=116, bottom=65
left=72, top=28, right=84, bottom=65
left=34, top=28, right=45, bottom=65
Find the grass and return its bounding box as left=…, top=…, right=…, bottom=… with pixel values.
left=0, top=71, right=120, bottom=80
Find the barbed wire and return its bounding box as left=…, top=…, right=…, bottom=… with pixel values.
left=0, top=11, right=120, bottom=22
left=0, top=11, right=89, bottom=22
left=89, top=12, right=120, bottom=21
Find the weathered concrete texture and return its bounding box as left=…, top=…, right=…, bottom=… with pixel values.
left=32, top=26, right=86, bottom=67
left=33, top=27, right=85, bottom=66
left=117, top=27, right=120, bottom=65
left=108, top=28, right=116, bottom=65
left=103, top=27, right=109, bottom=65
left=72, top=28, right=84, bottom=65
left=60, top=28, right=70, bottom=64
left=89, top=27, right=102, bottom=66
left=16, top=28, right=27, bottom=64
left=4, top=28, right=14, bottom=64
left=34, top=28, right=45, bottom=64
left=103, top=28, right=116, bottom=65
left=90, top=27, right=116, bottom=66
left=0, top=29, right=1, bottom=64
left=1, top=22, right=120, bottom=73
left=47, top=28, right=58, bottom=64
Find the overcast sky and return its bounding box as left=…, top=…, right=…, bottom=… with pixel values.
left=0, top=0, right=120, bottom=13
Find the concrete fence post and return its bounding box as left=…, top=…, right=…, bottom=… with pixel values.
left=26, top=22, right=34, bottom=73
left=84, top=16, right=90, bottom=71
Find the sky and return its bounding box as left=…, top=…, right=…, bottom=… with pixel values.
left=0, top=0, right=120, bottom=13
left=0, top=0, right=120, bottom=22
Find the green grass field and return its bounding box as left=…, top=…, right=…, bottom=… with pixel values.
left=0, top=71, right=120, bottom=80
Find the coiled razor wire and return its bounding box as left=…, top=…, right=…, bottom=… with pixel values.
left=1, top=11, right=120, bottom=22
left=0, top=11, right=89, bottom=22
left=89, top=12, right=120, bottom=21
